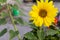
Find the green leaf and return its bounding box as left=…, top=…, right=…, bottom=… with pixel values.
left=37, top=29, right=45, bottom=40
left=0, top=5, right=2, bottom=9
left=1, top=12, right=9, bottom=18
left=0, top=0, right=7, bottom=3
left=56, top=29, right=60, bottom=37
left=24, top=32, right=37, bottom=40
left=19, top=10, right=27, bottom=16
left=51, top=37, right=58, bottom=40
left=29, top=24, right=38, bottom=29
left=46, top=29, right=58, bottom=36
left=15, top=18, right=24, bottom=25
left=0, top=28, right=7, bottom=37
left=9, top=30, right=19, bottom=40
left=11, top=4, right=18, bottom=9
left=0, top=18, right=7, bottom=25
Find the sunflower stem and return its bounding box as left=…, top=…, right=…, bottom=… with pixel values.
left=7, top=5, right=22, bottom=40
left=52, top=24, right=59, bottom=30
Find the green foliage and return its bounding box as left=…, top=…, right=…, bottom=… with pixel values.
left=0, top=5, right=2, bottom=9
left=19, top=9, right=27, bottom=16
left=24, top=32, right=37, bottom=40
left=0, top=28, right=7, bottom=37
left=11, top=5, right=19, bottom=9
left=0, top=0, right=26, bottom=40
left=45, top=28, right=60, bottom=40
left=37, top=29, right=45, bottom=40
left=9, top=30, right=19, bottom=40
left=0, top=18, right=7, bottom=25
left=45, top=35, right=59, bottom=40
left=15, top=18, right=25, bottom=25
left=29, top=24, right=38, bottom=29
left=24, top=23, right=60, bottom=40
left=0, top=0, right=7, bottom=3
left=46, top=29, right=58, bottom=36
left=56, top=29, right=60, bottom=38
left=1, top=12, right=9, bottom=18
left=24, top=27, right=45, bottom=40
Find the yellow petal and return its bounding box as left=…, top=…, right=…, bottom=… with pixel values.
left=33, top=17, right=43, bottom=27
left=33, top=18, right=39, bottom=26
left=49, top=1, right=53, bottom=6
left=32, top=5, right=38, bottom=11
left=37, top=1, right=43, bottom=9
left=37, top=1, right=40, bottom=7
left=44, top=19, right=50, bottom=27
left=29, top=11, right=38, bottom=17
left=40, top=0, right=44, bottom=3
left=38, top=17, right=43, bottom=26
left=47, top=16, right=54, bottom=22
left=44, top=17, right=52, bottom=27
left=45, top=0, right=49, bottom=3
left=47, top=8, right=58, bottom=17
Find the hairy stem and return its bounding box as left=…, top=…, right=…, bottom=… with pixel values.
left=7, top=5, right=21, bottom=40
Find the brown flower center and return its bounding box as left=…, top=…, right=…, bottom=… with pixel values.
left=39, top=9, right=47, bottom=18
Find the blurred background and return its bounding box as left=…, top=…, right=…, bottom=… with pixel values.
left=0, top=0, right=60, bottom=40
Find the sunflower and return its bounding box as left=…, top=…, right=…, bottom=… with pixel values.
left=29, top=0, right=58, bottom=27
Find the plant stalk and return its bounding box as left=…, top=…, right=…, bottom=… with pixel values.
left=7, top=5, right=21, bottom=40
